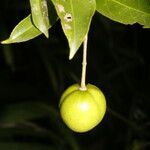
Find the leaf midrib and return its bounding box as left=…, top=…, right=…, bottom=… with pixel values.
left=70, top=0, right=76, bottom=46
left=111, top=0, right=150, bottom=16
left=11, top=16, right=34, bottom=40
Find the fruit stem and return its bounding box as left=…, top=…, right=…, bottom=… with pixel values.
left=80, top=34, right=88, bottom=91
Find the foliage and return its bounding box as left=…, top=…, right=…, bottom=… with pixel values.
left=1, top=1, right=57, bottom=44
left=0, top=0, right=150, bottom=150
left=1, top=0, right=150, bottom=59
left=96, top=0, right=150, bottom=28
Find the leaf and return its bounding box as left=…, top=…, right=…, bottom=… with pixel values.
left=0, top=102, right=80, bottom=150
left=1, top=1, right=57, bottom=44
left=1, top=15, right=38, bottom=44
left=0, top=103, right=72, bottom=145
left=30, top=0, right=50, bottom=37
left=0, top=142, right=57, bottom=150
left=96, top=0, right=150, bottom=28
left=40, top=104, right=80, bottom=150
left=0, top=126, right=65, bottom=146
left=0, top=128, right=63, bottom=145
left=0, top=102, right=50, bottom=123
left=51, top=0, right=96, bottom=59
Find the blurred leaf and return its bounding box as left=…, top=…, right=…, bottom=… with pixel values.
left=1, top=1, right=58, bottom=44
left=0, top=126, right=64, bottom=145
left=0, top=102, right=79, bottom=150
left=30, top=0, right=49, bottom=37
left=39, top=104, right=80, bottom=150
left=0, top=102, right=50, bottom=123
left=96, top=0, right=150, bottom=28
left=2, top=45, right=15, bottom=71
left=132, top=140, right=150, bottom=150
left=51, top=0, right=96, bottom=59
left=0, top=142, right=58, bottom=150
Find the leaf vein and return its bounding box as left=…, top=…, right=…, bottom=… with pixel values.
left=70, top=0, right=75, bottom=47
left=111, top=0, right=150, bottom=16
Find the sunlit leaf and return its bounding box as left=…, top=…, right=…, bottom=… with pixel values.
left=30, top=0, right=49, bottom=37
left=96, top=0, right=150, bottom=28
left=51, top=0, right=96, bottom=59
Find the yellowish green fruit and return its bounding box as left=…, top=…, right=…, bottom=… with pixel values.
left=59, top=84, right=106, bottom=133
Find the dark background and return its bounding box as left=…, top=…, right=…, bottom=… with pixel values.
left=0, top=0, right=150, bottom=150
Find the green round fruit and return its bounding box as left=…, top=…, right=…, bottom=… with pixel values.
left=59, top=84, right=106, bottom=133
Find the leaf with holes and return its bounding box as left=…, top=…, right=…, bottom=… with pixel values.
left=30, top=0, right=50, bottom=37
left=51, top=0, right=96, bottom=59
left=96, top=0, right=150, bottom=28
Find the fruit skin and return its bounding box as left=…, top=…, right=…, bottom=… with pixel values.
left=59, top=84, right=106, bottom=133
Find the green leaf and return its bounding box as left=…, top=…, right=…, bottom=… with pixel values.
left=51, top=0, right=96, bottom=59
left=1, top=1, right=57, bottom=44
left=30, top=0, right=50, bottom=37
left=96, top=0, right=150, bottom=28
left=1, top=15, right=39, bottom=44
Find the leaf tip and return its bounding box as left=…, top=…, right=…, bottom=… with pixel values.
left=39, top=26, right=49, bottom=38
left=1, top=39, right=10, bottom=44
left=69, top=52, right=74, bottom=60
left=44, top=31, right=49, bottom=38
left=69, top=47, right=75, bottom=60
left=69, top=42, right=79, bottom=60
left=69, top=55, right=73, bottom=60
